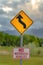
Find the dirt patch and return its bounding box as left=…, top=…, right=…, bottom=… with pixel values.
left=0, top=50, right=10, bottom=55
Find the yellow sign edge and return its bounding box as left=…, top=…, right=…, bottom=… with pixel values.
left=10, top=10, right=33, bottom=35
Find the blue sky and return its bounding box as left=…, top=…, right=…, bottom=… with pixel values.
left=0, top=0, right=43, bottom=31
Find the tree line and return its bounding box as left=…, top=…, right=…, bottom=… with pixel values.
left=0, top=32, right=43, bottom=47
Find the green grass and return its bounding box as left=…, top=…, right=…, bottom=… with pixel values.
left=0, top=46, right=43, bottom=65
left=0, top=55, right=43, bottom=65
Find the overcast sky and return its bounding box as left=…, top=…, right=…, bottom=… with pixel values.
left=0, top=0, right=43, bottom=31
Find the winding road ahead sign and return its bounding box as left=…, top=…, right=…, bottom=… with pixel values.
left=10, top=10, right=33, bottom=34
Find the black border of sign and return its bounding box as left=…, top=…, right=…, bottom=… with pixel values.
left=10, top=10, right=33, bottom=35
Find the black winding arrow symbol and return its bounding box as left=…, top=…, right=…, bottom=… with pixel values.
left=17, top=15, right=26, bottom=28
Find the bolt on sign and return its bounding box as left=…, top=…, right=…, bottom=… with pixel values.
left=10, top=10, right=33, bottom=34
left=13, top=48, right=30, bottom=59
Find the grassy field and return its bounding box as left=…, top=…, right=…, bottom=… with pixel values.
left=0, top=46, right=43, bottom=65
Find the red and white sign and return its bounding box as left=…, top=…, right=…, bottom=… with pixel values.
left=13, top=48, right=30, bottom=59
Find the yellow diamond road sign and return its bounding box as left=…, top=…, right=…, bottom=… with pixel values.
left=10, top=10, right=33, bottom=34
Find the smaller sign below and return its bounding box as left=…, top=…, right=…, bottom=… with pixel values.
left=13, top=48, right=30, bottom=59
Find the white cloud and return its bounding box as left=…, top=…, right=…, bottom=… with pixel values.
left=25, top=0, right=40, bottom=11
left=0, top=24, right=2, bottom=27
left=2, top=6, right=13, bottom=13
left=8, top=0, right=21, bottom=4
left=0, top=0, right=43, bottom=31
left=31, top=0, right=40, bottom=10
left=1, top=14, right=11, bottom=19
left=13, top=0, right=21, bottom=2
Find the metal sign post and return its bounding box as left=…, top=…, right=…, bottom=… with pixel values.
left=20, top=34, right=23, bottom=65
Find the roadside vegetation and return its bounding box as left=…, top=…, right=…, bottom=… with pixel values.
left=0, top=32, right=43, bottom=65
left=0, top=32, right=43, bottom=47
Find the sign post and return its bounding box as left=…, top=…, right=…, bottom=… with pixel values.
left=10, top=10, right=33, bottom=65
left=20, top=34, right=23, bottom=65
